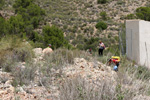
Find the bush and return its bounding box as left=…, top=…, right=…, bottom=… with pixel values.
left=100, top=11, right=107, bottom=20
left=0, top=17, right=6, bottom=36
left=97, top=0, right=107, bottom=4
left=43, top=25, right=68, bottom=49
left=0, top=0, right=5, bottom=10
left=43, top=48, right=89, bottom=65
left=0, top=35, right=33, bottom=72
left=10, top=0, right=45, bottom=41
left=125, top=14, right=136, bottom=19
left=136, top=7, right=150, bottom=21
left=59, top=76, right=117, bottom=100
left=95, top=21, right=107, bottom=31
left=8, top=15, right=25, bottom=35
left=12, top=61, right=37, bottom=86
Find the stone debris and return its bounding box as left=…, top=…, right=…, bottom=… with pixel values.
left=1, top=57, right=148, bottom=100
left=63, top=58, right=118, bottom=84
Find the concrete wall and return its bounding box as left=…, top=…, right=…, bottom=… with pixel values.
left=126, top=20, right=140, bottom=63
left=126, top=20, right=150, bottom=68
left=139, top=21, right=150, bottom=68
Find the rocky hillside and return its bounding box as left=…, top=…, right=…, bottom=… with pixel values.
left=1, top=47, right=150, bottom=100
left=1, top=1, right=150, bottom=99
left=2, top=0, right=149, bottom=38
left=37, top=0, right=149, bottom=38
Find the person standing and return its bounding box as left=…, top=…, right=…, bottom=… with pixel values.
left=43, top=44, right=53, bottom=56
left=99, top=41, right=105, bottom=56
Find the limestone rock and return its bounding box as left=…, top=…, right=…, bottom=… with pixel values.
left=33, top=48, right=43, bottom=57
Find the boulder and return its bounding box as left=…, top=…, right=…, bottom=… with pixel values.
left=33, top=48, right=43, bottom=57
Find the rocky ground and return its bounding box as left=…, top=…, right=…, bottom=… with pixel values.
left=1, top=48, right=150, bottom=100
left=0, top=48, right=118, bottom=100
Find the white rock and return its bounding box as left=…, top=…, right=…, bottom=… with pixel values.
left=33, top=48, right=43, bottom=57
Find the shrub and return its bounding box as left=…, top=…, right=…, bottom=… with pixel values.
left=43, top=25, right=68, bottom=49
left=0, top=0, right=5, bottom=10
left=125, top=14, right=136, bottom=19
left=0, top=17, right=6, bottom=37
left=95, top=21, right=107, bottom=31
left=8, top=14, right=25, bottom=35
left=0, top=35, right=33, bottom=72
left=12, top=61, right=37, bottom=86
left=97, top=0, right=107, bottom=4
left=83, top=37, right=99, bottom=51
left=59, top=76, right=117, bottom=100
left=43, top=48, right=89, bottom=65
left=135, top=66, right=150, bottom=80
left=11, top=0, right=45, bottom=41
left=136, top=7, right=150, bottom=21
left=100, top=11, right=107, bottom=20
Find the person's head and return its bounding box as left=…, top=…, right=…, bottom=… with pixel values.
left=99, top=41, right=102, bottom=43
left=48, top=44, right=52, bottom=47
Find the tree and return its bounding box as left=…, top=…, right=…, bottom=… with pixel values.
left=136, top=7, right=150, bottom=21
left=95, top=21, right=107, bottom=30
left=13, top=0, right=33, bottom=11
left=43, top=25, right=66, bottom=49
left=8, top=15, right=25, bottom=35
left=10, top=0, right=45, bottom=42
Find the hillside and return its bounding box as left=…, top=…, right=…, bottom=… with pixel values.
left=1, top=0, right=149, bottom=52
left=2, top=0, right=149, bottom=38
left=1, top=1, right=150, bottom=99
left=36, top=0, right=149, bottom=35
left=1, top=46, right=150, bottom=100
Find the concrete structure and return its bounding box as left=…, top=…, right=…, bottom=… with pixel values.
left=126, top=20, right=150, bottom=68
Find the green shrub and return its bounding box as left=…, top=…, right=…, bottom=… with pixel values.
left=0, top=0, right=5, bottom=10
left=136, top=7, right=150, bottom=21
left=43, top=25, right=68, bottom=49
left=100, top=11, right=107, bottom=20
left=8, top=14, right=25, bottom=35
left=97, top=0, right=107, bottom=4
left=117, top=1, right=125, bottom=5
left=10, top=0, right=45, bottom=41
left=0, top=17, right=6, bottom=36
left=125, top=14, right=136, bottom=19
left=95, top=21, right=108, bottom=30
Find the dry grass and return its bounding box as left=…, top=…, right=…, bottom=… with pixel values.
left=59, top=76, right=124, bottom=100
left=1, top=35, right=150, bottom=99
left=38, top=48, right=92, bottom=88
left=0, top=35, right=33, bottom=72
